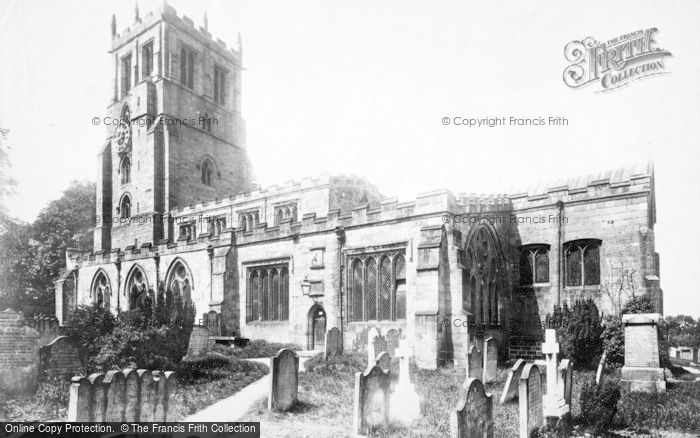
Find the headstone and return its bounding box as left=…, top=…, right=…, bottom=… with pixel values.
left=595, top=352, right=606, bottom=384
left=324, top=327, right=341, bottom=360
left=467, top=345, right=483, bottom=380
left=353, top=363, right=390, bottom=436
left=162, top=371, right=178, bottom=421
left=451, top=378, right=494, bottom=438
left=558, top=359, right=572, bottom=406
left=367, top=327, right=382, bottom=365
left=483, top=337, right=498, bottom=383
left=390, top=340, right=420, bottom=423
left=268, top=348, right=299, bottom=411
left=499, top=359, right=526, bottom=404
left=104, top=370, right=126, bottom=422
left=123, top=369, right=141, bottom=421
left=0, top=309, right=41, bottom=396
left=67, top=376, right=92, bottom=421
left=138, top=370, right=157, bottom=421
left=518, top=363, right=543, bottom=438
left=376, top=351, right=391, bottom=372
left=541, top=329, right=569, bottom=420
left=186, top=326, right=209, bottom=358
left=620, top=313, right=666, bottom=393
left=88, top=373, right=107, bottom=422
left=385, top=329, right=400, bottom=356
left=38, top=336, right=83, bottom=380
left=153, top=371, right=165, bottom=421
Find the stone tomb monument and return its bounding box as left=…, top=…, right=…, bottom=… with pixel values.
left=541, top=329, right=569, bottom=421
left=0, top=308, right=41, bottom=397
left=483, top=337, right=498, bottom=383
left=467, top=345, right=483, bottom=380
left=451, top=378, right=493, bottom=438
left=324, top=327, right=342, bottom=360
left=499, top=358, right=525, bottom=404
left=620, top=313, right=666, bottom=393
left=558, top=359, right=572, bottom=406
left=390, top=339, right=420, bottom=423
left=268, top=348, right=299, bottom=411
left=519, top=363, right=543, bottom=438
left=353, top=361, right=391, bottom=437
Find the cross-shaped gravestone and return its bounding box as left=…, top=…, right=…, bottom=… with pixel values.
left=390, top=339, right=420, bottom=423
left=541, top=329, right=569, bottom=419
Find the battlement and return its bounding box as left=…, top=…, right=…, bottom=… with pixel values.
left=111, top=3, right=240, bottom=59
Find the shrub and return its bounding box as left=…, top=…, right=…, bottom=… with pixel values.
left=546, top=299, right=602, bottom=368
left=213, top=339, right=301, bottom=359
left=579, top=379, right=621, bottom=435
left=601, top=315, right=625, bottom=368
left=62, top=304, right=115, bottom=367
left=616, top=381, right=700, bottom=431
left=93, top=285, right=195, bottom=370
left=621, top=295, right=655, bottom=314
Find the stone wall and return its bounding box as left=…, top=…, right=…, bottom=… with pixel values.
left=39, top=336, right=84, bottom=380
left=0, top=309, right=41, bottom=397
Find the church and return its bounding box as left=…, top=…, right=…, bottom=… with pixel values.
left=54, top=4, right=663, bottom=369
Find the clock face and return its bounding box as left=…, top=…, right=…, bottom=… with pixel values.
left=114, top=120, right=131, bottom=153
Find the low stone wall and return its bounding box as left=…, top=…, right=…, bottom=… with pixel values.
left=39, top=336, right=84, bottom=379
left=68, top=369, right=177, bottom=422
left=0, top=309, right=41, bottom=397
left=508, top=337, right=543, bottom=360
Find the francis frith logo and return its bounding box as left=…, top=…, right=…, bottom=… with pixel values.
left=563, top=28, right=672, bottom=92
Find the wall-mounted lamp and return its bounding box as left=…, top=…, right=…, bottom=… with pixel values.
left=301, top=275, right=312, bottom=296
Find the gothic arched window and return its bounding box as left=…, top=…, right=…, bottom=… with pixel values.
left=201, top=158, right=214, bottom=186
left=120, top=194, right=131, bottom=219
left=120, top=157, right=131, bottom=184
left=462, top=226, right=503, bottom=325
left=91, top=271, right=111, bottom=309
left=519, top=244, right=550, bottom=285
left=166, top=260, right=192, bottom=303
left=126, top=267, right=148, bottom=310
left=564, top=239, right=601, bottom=287
left=347, top=251, right=407, bottom=322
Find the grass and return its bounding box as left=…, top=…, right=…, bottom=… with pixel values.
left=0, top=354, right=269, bottom=422
left=213, top=339, right=302, bottom=359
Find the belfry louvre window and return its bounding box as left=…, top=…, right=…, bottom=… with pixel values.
left=142, top=42, right=153, bottom=78
left=347, top=252, right=406, bottom=322
left=519, top=244, right=550, bottom=285
left=180, top=46, right=195, bottom=89
left=246, top=264, right=290, bottom=322
left=214, top=65, right=226, bottom=105
left=564, top=239, right=601, bottom=287
left=121, top=54, right=132, bottom=96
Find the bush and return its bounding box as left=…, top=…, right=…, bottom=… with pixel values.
left=94, top=285, right=195, bottom=370
left=616, top=381, right=700, bottom=431
left=546, top=299, right=602, bottom=368
left=621, top=295, right=655, bottom=314
left=63, top=304, right=115, bottom=367
left=213, top=339, right=301, bottom=359
left=579, top=379, right=621, bottom=435
left=601, top=315, right=625, bottom=368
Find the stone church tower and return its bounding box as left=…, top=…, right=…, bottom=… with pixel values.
left=94, top=3, right=253, bottom=252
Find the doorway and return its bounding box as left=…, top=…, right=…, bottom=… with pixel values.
left=307, top=304, right=326, bottom=350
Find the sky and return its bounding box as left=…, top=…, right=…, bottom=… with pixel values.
left=0, top=0, right=699, bottom=316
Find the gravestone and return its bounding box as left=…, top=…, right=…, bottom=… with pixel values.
left=467, top=345, right=483, bottom=380
left=0, top=309, right=41, bottom=396
left=595, top=352, right=606, bottom=384
left=324, top=327, right=341, bottom=360
left=620, top=313, right=666, bottom=393
left=390, top=339, right=420, bottom=423
left=353, top=363, right=390, bottom=436
left=451, top=378, right=494, bottom=438
left=123, top=368, right=141, bottom=421
left=376, top=351, right=391, bottom=372
left=39, top=336, right=83, bottom=380
left=68, top=376, right=92, bottom=421
left=88, top=373, right=107, bottom=422
left=385, top=329, right=400, bottom=356
left=519, top=363, right=543, bottom=438
left=558, top=359, right=572, bottom=406
left=483, top=337, right=498, bottom=383
left=162, top=371, right=178, bottom=421
left=153, top=371, right=165, bottom=421
left=268, top=348, right=299, bottom=411
left=104, top=370, right=126, bottom=422
left=367, top=327, right=381, bottom=364
left=499, top=359, right=525, bottom=404
left=138, top=370, right=157, bottom=421
left=186, top=326, right=209, bottom=358
left=541, top=329, right=569, bottom=420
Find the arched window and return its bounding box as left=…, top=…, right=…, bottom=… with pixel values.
left=91, top=271, right=111, bottom=309
left=245, top=264, right=289, bottom=322
left=347, top=251, right=406, bottom=322
left=201, top=158, right=214, bottom=186
left=120, top=194, right=131, bottom=219
left=519, top=244, right=550, bottom=285
left=166, top=260, right=192, bottom=303
left=564, top=239, right=601, bottom=287
left=462, top=226, right=503, bottom=325
left=126, top=266, right=148, bottom=310
left=120, top=157, right=131, bottom=184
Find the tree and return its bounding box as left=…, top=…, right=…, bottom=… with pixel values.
left=0, top=127, right=16, bottom=212
left=666, top=315, right=700, bottom=348
left=602, top=262, right=638, bottom=316
left=546, top=299, right=602, bottom=368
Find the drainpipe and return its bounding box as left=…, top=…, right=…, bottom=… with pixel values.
left=335, top=227, right=346, bottom=350
left=556, top=200, right=564, bottom=306
left=115, top=256, right=122, bottom=312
